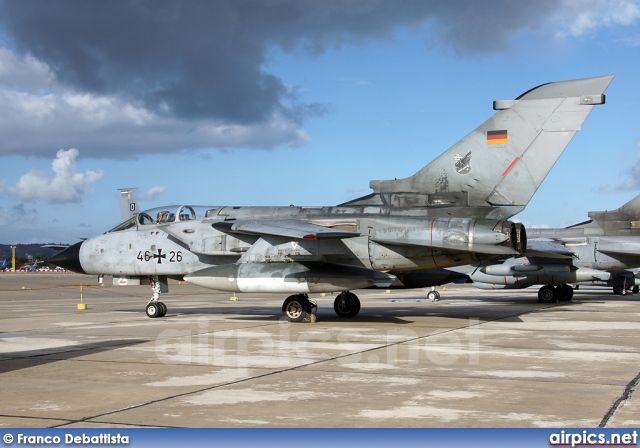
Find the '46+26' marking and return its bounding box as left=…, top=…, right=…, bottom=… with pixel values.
left=137, top=249, right=183, bottom=264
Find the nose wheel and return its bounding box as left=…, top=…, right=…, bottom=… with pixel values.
left=145, top=275, right=169, bottom=318
left=146, top=301, right=167, bottom=318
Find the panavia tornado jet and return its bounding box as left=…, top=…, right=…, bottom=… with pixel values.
left=49, top=75, right=613, bottom=321
left=470, top=193, right=640, bottom=301
left=405, top=192, right=640, bottom=302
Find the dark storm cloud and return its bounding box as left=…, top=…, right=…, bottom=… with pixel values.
left=0, top=0, right=558, bottom=125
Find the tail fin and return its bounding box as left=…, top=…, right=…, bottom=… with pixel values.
left=118, top=188, right=138, bottom=222
left=584, top=194, right=640, bottom=235
left=527, top=193, right=640, bottom=239
left=344, top=75, right=613, bottom=218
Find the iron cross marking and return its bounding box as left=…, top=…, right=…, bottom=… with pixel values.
left=153, top=249, right=167, bottom=264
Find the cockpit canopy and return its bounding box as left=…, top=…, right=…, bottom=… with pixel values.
left=138, top=205, right=198, bottom=225
left=106, top=205, right=219, bottom=233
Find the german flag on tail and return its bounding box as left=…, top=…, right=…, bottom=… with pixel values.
left=487, top=130, right=508, bottom=145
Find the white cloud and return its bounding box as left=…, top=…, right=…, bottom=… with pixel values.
left=0, top=83, right=310, bottom=158
left=139, top=186, right=166, bottom=201
left=558, top=0, right=640, bottom=37
left=10, top=149, right=104, bottom=203
left=616, top=34, right=640, bottom=46
left=0, top=47, right=57, bottom=92
left=0, top=48, right=310, bottom=159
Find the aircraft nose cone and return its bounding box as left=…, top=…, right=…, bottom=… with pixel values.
left=48, top=242, right=86, bottom=274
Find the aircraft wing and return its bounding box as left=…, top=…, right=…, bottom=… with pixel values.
left=524, top=239, right=575, bottom=259
left=597, top=248, right=640, bottom=259
left=211, top=220, right=361, bottom=240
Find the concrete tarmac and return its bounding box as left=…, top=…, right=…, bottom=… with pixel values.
left=0, top=273, right=638, bottom=428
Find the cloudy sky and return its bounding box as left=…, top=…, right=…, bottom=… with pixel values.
left=0, top=0, right=639, bottom=243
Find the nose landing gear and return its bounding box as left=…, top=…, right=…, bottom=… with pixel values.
left=146, top=275, right=168, bottom=318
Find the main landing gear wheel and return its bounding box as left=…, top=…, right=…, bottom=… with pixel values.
left=558, top=285, right=573, bottom=301
left=334, top=292, right=361, bottom=318
left=633, top=286, right=639, bottom=294
left=282, top=295, right=312, bottom=322
left=613, top=286, right=626, bottom=295
left=538, top=285, right=558, bottom=303
left=426, top=290, right=440, bottom=301
left=146, top=301, right=167, bottom=318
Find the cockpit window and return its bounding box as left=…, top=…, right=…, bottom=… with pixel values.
left=155, top=211, right=175, bottom=223
left=138, top=213, right=154, bottom=226
left=105, top=206, right=218, bottom=233
left=106, top=216, right=137, bottom=233
left=178, top=205, right=196, bottom=221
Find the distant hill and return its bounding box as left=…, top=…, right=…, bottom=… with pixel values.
left=0, top=243, right=68, bottom=261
